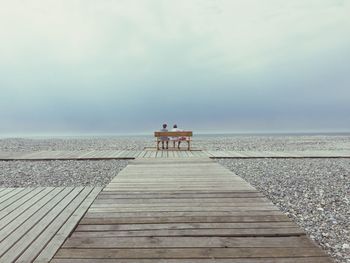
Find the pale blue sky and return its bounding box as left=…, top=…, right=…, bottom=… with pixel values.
left=1, top=0, right=350, bottom=135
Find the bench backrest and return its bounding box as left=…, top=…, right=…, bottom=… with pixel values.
left=154, top=131, right=193, bottom=137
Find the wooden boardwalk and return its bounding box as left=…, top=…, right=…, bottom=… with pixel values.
left=1, top=149, right=350, bottom=160
left=52, top=158, right=332, bottom=262
left=0, top=187, right=101, bottom=262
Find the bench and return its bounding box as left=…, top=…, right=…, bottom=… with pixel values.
left=154, top=131, right=193, bottom=150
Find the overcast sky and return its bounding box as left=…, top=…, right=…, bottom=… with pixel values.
left=1, top=0, right=350, bottom=135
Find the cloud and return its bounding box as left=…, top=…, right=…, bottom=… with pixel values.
left=0, top=0, right=350, bottom=133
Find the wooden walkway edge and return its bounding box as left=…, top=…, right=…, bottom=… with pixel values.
left=51, top=158, right=333, bottom=262
left=0, top=187, right=102, bottom=263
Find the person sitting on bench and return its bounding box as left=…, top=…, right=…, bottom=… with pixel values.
left=171, top=124, right=184, bottom=148
left=160, top=123, right=169, bottom=149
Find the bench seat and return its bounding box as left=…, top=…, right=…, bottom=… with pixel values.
left=154, top=131, right=193, bottom=150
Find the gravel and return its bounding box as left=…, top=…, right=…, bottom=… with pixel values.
left=0, top=137, right=149, bottom=151
left=0, top=160, right=128, bottom=187
left=1, top=135, right=350, bottom=152
left=217, top=158, right=350, bottom=263
left=196, top=135, right=350, bottom=151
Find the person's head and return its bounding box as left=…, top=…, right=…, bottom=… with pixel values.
left=162, top=123, right=167, bottom=128
left=173, top=124, right=177, bottom=128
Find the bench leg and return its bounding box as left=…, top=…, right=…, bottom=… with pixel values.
left=157, top=140, right=160, bottom=150
left=187, top=141, right=190, bottom=151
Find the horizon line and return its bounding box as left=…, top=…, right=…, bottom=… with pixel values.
left=1, top=130, right=350, bottom=139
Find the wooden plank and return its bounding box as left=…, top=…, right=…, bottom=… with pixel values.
left=190, top=151, right=199, bottom=157
left=77, top=150, right=97, bottom=159
left=145, top=151, right=153, bottom=158
left=105, top=184, right=255, bottom=188
left=111, top=178, right=247, bottom=182
left=105, top=187, right=252, bottom=191
left=63, top=236, right=313, bottom=248
left=104, top=150, right=117, bottom=158
left=61, top=151, right=80, bottom=159
left=0, top=187, right=68, bottom=251
left=130, top=151, right=138, bottom=158
left=0, top=187, right=44, bottom=220
left=76, top=222, right=297, bottom=231
left=84, top=211, right=286, bottom=218
left=6, top=187, right=96, bottom=262
left=0, top=188, right=25, bottom=206
left=107, top=178, right=252, bottom=184
left=96, top=193, right=264, bottom=199
left=90, top=204, right=275, bottom=210
left=125, top=151, right=134, bottom=158
left=33, top=187, right=101, bottom=263
left=15, top=187, right=93, bottom=262
left=154, top=131, right=193, bottom=137
left=80, top=215, right=292, bottom=225
left=0, top=188, right=55, bottom=230
left=70, top=228, right=305, bottom=238
left=93, top=197, right=269, bottom=203
left=111, top=177, right=244, bottom=180
left=102, top=190, right=260, bottom=194
left=0, top=188, right=16, bottom=199
left=54, top=247, right=325, bottom=259
left=0, top=187, right=84, bottom=262
left=129, top=151, right=138, bottom=158
left=103, top=188, right=256, bottom=192
left=104, top=186, right=253, bottom=189
left=106, top=184, right=249, bottom=187
left=88, top=206, right=278, bottom=213
left=93, top=198, right=269, bottom=204
left=0, top=188, right=36, bottom=211
left=202, top=150, right=214, bottom=157
left=136, top=151, right=145, bottom=158
left=91, top=201, right=273, bottom=208
left=76, top=150, right=90, bottom=158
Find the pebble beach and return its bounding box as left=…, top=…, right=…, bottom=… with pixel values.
left=218, top=158, right=350, bottom=263
left=0, top=134, right=349, bottom=263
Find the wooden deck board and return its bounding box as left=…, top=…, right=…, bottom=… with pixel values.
left=54, top=247, right=326, bottom=259
left=0, top=188, right=84, bottom=262
left=52, top=158, right=332, bottom=262
left=0, top=186, right=102, bottom=263
left=0, top=188, right=56, bottom=230
left=0, top=187, right=44, bottom=220
left=0, top=188, right=74, bottom=257
left=33, top=187, right=101, bottom=263
left=0, top=188, right=33, bottom=210
left=16, top=188, right=94, bottom=261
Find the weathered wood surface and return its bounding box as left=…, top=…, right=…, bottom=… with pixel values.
left=53, top=158, right=332, bottom=262
left=0, top=186, right=101, bottom=262
left=1, top=149, right=350, bottom=160
left=205, top=150, right=350, bottom=158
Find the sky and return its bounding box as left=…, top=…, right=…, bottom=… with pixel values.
left=1, top=0, right=350, bottom=135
